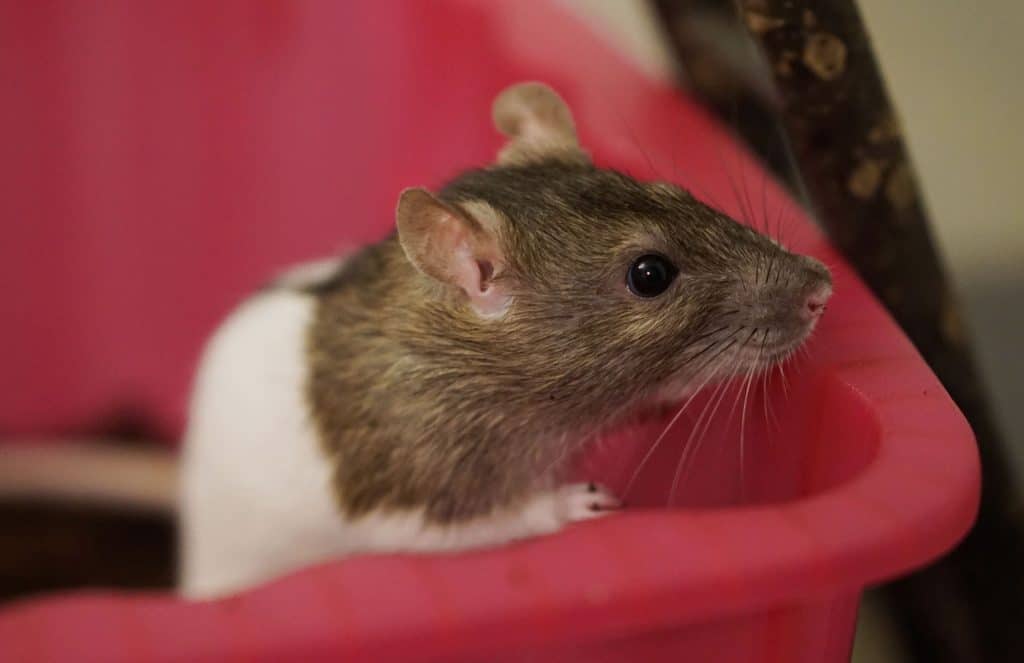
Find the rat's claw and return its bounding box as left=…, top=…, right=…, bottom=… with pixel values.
left=558, top=482, right=621, bottom=522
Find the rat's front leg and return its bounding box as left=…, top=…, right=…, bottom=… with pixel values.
left=369, top=482, right=622, bottom=554
left=459, top=481, right=622, bottom=548
left=541, top=482, right=623, bottom=526
left=346, top=483, right=622, bottom=558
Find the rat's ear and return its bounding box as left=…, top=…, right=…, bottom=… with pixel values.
left=492, top=82, right=590, bottom=166
left=396, top=188, right=511, bottom=318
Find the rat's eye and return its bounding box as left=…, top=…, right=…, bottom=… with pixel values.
left=626, top=254, right=678, bottom=298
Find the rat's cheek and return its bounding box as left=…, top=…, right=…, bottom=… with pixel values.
left=615, top=315, right=663, bottom=345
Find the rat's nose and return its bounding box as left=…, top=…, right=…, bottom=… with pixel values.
left=802, top=283, right=832, bottom=320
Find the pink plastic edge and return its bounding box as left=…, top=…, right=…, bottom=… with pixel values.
left=0, top=1, right=980, bottom=661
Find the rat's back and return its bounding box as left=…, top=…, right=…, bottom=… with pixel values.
left=179, top=258, right=349, bottom=598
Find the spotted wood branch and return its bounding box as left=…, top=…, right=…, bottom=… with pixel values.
left=650, top=0, right=804, bottom=195
left=727, top=1, right=1024, bottom=662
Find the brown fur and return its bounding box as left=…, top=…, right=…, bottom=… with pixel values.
left=305, top=84, right=830, bottom=525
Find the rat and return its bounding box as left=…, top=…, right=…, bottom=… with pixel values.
left=1, top=82, right=832, bottom=599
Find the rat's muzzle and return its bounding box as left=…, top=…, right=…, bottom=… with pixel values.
left=733, top=254, right=832, bottom=360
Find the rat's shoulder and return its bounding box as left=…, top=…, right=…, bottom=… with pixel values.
left=267, top=234, right=407, bottom=298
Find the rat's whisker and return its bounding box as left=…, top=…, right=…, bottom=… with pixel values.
left=671, top=117, right=680, bottom=182
left=677, top=325, right=744, bottom=371
left=772, top=186, right=784, bottom=245
left=777, top=196, right=809, bottom=250
left=713, top=140, right=748, bottom=225
left=674, top=352, right=744, bottom=503
left=623, top=357, right=723, bottom=501
left=759, top=168, right=770, bottom=237
left=623, top=325, right=742, bottom=501
left=763, top=248, right=776, bottom=287
left=615, top=110, right=661, bottom=180
left=769, top=184, right=786, bottom=245
left=687, top=324, right=730, bottom=348
left=724, top=98, right=756, bottom=229
left=686, top=174, right=728, bottom=215
left=702, top=339, right=750, bottom=462
left=670, top=372, right=730, bottom=506
left=762, top=348, right=778, bottom=432
left=778, top=360, right=791, bottom=402
left=738, top=349, right=760, bottom=501
left=737, top=152, right=759, bottom=234
left=690, top=327, right=746, bottom=378
left=659, top=331, right=746, bottom=507
left=719, top=341, right=758, bottom=502
left=723, top=328, right=761, bottom=426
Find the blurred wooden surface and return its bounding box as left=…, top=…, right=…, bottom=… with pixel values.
left=0, top=410, right=176, bottom=603
left=0, top=503, right=175, bottom=603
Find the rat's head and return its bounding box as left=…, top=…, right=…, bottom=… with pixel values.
left=396, top=82, right=831, bottom=410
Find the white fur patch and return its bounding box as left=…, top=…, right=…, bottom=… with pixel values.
left=179, top=283, right=347, bottom=598
left=179, top=258, right=618, bottom=599
left=273, top=255, right=349, bottom=289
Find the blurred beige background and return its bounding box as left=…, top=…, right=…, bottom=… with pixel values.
left=565, top=1, right=1024, bottom=661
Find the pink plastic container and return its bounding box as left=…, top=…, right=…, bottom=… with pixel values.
left=0, top=1, right=979, bottom=661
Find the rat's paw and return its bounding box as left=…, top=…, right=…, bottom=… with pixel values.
left=557, top=482, right=621, bottom=522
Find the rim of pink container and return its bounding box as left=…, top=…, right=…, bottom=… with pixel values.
left=0, top=2, right=979, bottom=662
